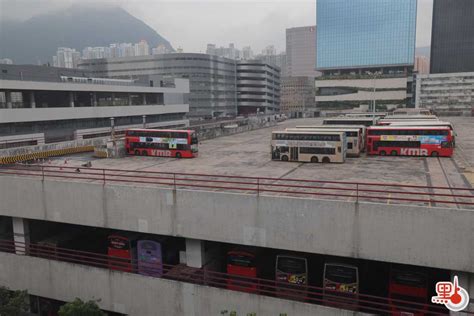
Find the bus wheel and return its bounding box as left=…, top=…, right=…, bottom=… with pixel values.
left=176, top=152, right=182, bottom=158
left=391, top=150, right=397, bottom=156
left=322, top=157, right=330, bottom=163
left=310, top=156, right=318, bottom=163
left=134, top=150, right=140, bottom=156
left=431, top=151, right=439, bottom=157
left=142, top=150, right=148, bottom=156
left=281, top=155, right=289, bottom=161
left=380, top=151, right=386, bottom=156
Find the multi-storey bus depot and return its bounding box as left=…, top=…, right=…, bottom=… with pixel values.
left=0, top=115, right=472, bottom=315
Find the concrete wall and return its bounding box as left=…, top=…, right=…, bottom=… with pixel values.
left=0, top=104, right=189, bottom=124
left=0, top=252, right=365, bottom=316
left=0, top=176, right=473, bottom=273
left=0, top=138, right=105, bottom=157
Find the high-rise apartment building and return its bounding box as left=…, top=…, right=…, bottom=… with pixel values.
left=52, top=47, right=81, bottom=69
left=430, top=0, right=474, bottom=74
left=286, top=26, right=319, bottom=77
left=315, top=0, right=417, bottom=110
left=241, top=46, right=254, bottom=60
left=134, top=40, right=150, bottom=57
left=261, top=45, right=276, bottom=56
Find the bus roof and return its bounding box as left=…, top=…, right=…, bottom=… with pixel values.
left=368, top=125, right=450, bottom=130
left=387, top=121, right=453, bottom=127
left=295, top=126, right=363, bottom=131
left=127, top=128, right=195, bottom=133
left=382, top=115, right=438, bottom=120
left=290, top=127, right=361, bottom=132
left=272, top=130, right=345, bottom=135
left=324, top=117, right=375, bottom=121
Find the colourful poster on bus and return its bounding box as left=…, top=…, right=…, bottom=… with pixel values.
left=137, top=240, right=163, bottom=277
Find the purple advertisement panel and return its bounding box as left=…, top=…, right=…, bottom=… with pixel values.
left=137, top=240, right=163, bottom=277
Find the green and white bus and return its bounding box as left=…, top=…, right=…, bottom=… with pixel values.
left=271, top=130, right=346, bottom=163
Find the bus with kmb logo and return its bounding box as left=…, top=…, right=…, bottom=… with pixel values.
left=366, top=126, right=454, bottom=157
left=125, top=129, right=198, bottom=158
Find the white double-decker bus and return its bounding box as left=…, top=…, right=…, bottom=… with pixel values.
left=292, top=126, right=364, bottom=156
left=271, top=130, right=346, bottom=163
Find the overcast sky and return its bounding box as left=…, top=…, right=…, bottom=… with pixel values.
left=0, top=0, right=433, bottom=53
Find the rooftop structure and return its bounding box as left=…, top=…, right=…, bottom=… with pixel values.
left=0, top=64, right=189, bottom=143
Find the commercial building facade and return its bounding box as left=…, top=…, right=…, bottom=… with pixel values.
left=79, top=53, right=237, bottom=118
left=315, top=0, right=417, bottom=110
left=280, top=76, right=315, bottom=117
left=236, top=60, right=280, bottom=114
left=286, top=26, right=319, bottom=77
left=0, top=64, right=189, bottom=143
left=430, top=0, right=474, bottom=74
left=415, top=72, right=474, bottom=115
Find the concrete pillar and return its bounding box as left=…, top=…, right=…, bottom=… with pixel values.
left=29, top=91, right=36, bottom=108
left=142, top=115, right=147, bottom=128
left=185, top=239, right=205, bottom=268
left=12, top=217, right=30, bottom=255
left=142, top=93, right=147, bottom=105
left=450, top=271, right=474, bottom=314
left=69, top=91, right=75, bottom=107
left=5, top=90, right=12, bottom=108
left=128, top=93, right=133, bottom=106
left=92, top=92, right=97, bottom=107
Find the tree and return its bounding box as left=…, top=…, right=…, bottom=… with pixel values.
left=58, top=298, right=106, bottom=316
left=0, top=286, right=29, bottom=316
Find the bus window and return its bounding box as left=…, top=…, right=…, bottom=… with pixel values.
left=389, top=268, right=428, bottom=315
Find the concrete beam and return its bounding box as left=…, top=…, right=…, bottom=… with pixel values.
left=0, top=176, right=473, bottom=273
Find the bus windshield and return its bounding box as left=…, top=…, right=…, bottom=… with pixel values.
left=228, top=253, right=255, bottom=267
left=277, top=256, right=307, bottom=274
left=325, top=264, right=357, bottom=284
left=391, top=270, right=426, bottom=287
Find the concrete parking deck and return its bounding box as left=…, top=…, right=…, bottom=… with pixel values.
left=24, top=116, right=472, bottom=205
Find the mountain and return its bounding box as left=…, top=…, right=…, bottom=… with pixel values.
left=0, top=5, right=174, bottom=65
left=416, top=46, right=431, bottom=58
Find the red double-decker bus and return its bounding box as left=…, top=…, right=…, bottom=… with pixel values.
left=125, top=129, right=198, bottom=158
left=107, top=234, right=139, bottom=272
left=226, top=248, right=258, bottom=293
left=388, top=268, right=429, bottom=316
left=366, top=126, right=454, bottom=157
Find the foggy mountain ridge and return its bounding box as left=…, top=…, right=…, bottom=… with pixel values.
left=0, top=5, right=174, bottom=64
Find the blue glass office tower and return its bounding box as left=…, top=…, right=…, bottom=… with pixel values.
left=316, top=0, right=417, bottom=70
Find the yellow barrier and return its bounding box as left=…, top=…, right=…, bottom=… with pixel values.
left=0, top=146, right=94, bottom=164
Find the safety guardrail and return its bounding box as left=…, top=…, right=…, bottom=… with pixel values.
left=0, top=164, right=473, bottom=208
left=1, top=239, right=471, bottom=315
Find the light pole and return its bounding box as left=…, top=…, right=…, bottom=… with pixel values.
left=366, top=71, right=382, bottom=114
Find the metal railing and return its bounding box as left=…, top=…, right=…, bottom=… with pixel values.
left=1, top=239, right=470, bottom=315
left=1, top=164, right=473, bottom=208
